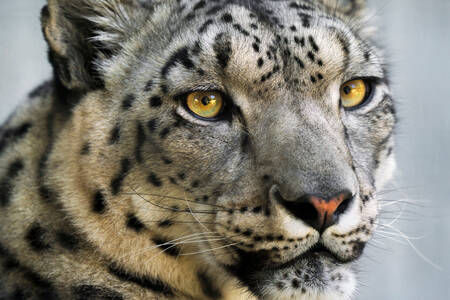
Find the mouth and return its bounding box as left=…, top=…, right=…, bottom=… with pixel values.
left=226, top=243, right=354, bottom=297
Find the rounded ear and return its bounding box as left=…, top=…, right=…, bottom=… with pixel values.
left=41, top=0, right=150, bottom=90
left=318, top=0, right=367, bottom=17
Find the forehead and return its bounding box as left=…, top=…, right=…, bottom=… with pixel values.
left=132, top=0, right=383, bottom=99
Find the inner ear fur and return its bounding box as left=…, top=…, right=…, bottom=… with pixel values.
left=41, top=0, right=149, bottom=90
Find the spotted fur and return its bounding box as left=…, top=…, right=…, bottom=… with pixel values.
left=0, top=0, right=395, bottom=299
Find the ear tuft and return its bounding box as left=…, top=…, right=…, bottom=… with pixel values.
left=42, top=0, right=150, bottom=90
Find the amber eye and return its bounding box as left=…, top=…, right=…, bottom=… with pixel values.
left=340, top=79, right=370, bottom=109
left=186, top=91, right=224, bottom=119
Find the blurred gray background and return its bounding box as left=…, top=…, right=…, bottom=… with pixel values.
left=0, top=1, right=449, bottom=299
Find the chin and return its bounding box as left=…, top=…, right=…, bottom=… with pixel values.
left=226, top=248, right=357, bottom=300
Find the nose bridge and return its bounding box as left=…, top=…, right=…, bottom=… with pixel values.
left=259, top=104, right=353, bottom=199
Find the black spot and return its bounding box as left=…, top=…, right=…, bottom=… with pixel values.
left=307, top=51, right=315, bottom=62
left=250, top=23, right=258, bottom=30
left=147, top=118, right=158, bottom=132
left=310, top=76, right=316, bottom=83
left=387, top=147, right=394, bottom=156
left=206, top=5, right=223, bottom=15
left=294, top=56, right=305, bottom=68
left=136, top=122, right=146, bottom=163
left=198, top=271, right=222, bottom=299
left=149, top=96, right=162, bottom=108
left=110, top=159, right=132, bottom=195
left=0, top=122, right=32, bottom=155
left=161, top=47, right=195, bottom=77
left=193, top=0, right=206, bottom=11
left=162, top=157, right=173, bottom=164
left=148, top=172, right=163, bottom=187
left=197, top=68, right=205, bottom=76
left=0, top=159, right=24, bottom=207
left=191, top=180, right=200, bottom=188
left=122, top=94, right=135, bottom=110
left=257, top=58, right=264, bottom=68
left=294, top=36, right=305, bottom=47
left=252, top=206, right=262, bottom=213
left=151, top=237, right=181, bottom=257
left=362, top=195, right=370, bottom=204
left=169, top=177, right=177, bottom=185
left=221, top=13, right=233, bottom=23
left=213, top=33, right=232, bottom=70
left=160, top=84, right=168, bottom=94
left=108, top=264, right=174, bottom=296
left=93, top=190, right=107, bottom=214
left=243, top=229, right=253, bottom=237
left=318, top=59, right=324, bottom=66
left=73, top=285, right=124, bottom=300
left=80, top=142, right=90, bottom=155
left=158, top=220, right=173, bottom=228
left=253, top=236, right=262, bottom=242
left=364, top=51, right=371, bottom=61
left=298, top=13, right=311, bottom=28
left=177, top=172, right=186, bottom=180
left=290, top=2, right=314, bottom=10
left=57, top=231, right=80, bottom=251
left=144, top=80, right=154, bottom=92
left=127, top=213, right=145, bottom=233
left=290, top=25, right=297, bottom=31
left=199, top=19, right=214, bottom=33
left=4, top=257, right=21, bottom=271
left=252, top=43, right=260, bottom=53
left=109, top=125, right=121, bottom=145
left=233, top=24, right=250, bottom=36
left=25, top=223, right=50, bottom=251
left=317, top=73, right=324, bottom=80
left=192, top=41, right=202, bottom=56
left=23, top=269, right=56, bottom=298
left=308, top=35, right=319, bottom=52
left=38, top=185, right=57, bottom=204
left=159, top=127, right=171, bottom=139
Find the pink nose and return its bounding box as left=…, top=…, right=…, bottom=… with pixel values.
left=308, top=192, right=353, bottom=232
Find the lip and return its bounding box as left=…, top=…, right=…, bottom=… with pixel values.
left=228, top=243, right=345, bottom=277
left=272, top=243, right=344, bottom=271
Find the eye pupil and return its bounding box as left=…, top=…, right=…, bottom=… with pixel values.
left=343, top=86, right=351, bottom=95
left=201, top=96, right=211, bottom=106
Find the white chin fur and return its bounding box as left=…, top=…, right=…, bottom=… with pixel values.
left=261, top=266, right=356, bottom=300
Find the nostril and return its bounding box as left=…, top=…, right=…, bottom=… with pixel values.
left=334, top=195, right=353, bottom=218
left=274, top=190, right=318, bottom=227
left=281, top=201, right=318, bottom=224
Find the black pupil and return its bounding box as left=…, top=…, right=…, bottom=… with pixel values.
left=201, top=96, right=211, bottom=106
left=343, top=86, right=352, bottom=95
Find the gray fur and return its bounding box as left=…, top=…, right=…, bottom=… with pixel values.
left=0, top=0, right=395, bottom=299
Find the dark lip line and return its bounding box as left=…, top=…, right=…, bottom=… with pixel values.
left=268, top=243, right=347, bottom=271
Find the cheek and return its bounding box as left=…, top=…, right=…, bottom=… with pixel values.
left=159, top=125, right=244, bottom=179
left=375, top=152, right=396, bottom=190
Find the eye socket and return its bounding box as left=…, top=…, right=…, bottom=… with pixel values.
left=340, top=79, right=371, bottom=109
left=185, top=91, right=224, bottom=120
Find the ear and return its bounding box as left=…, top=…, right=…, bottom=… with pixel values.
left=318, top=0, right=367, bottom=18
left=41, top=0, right=150, bottom=90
